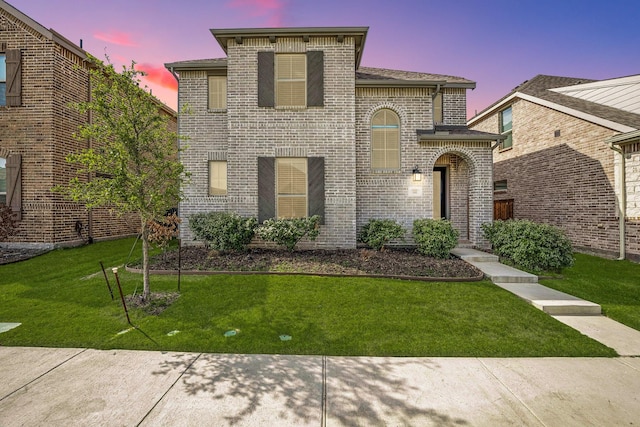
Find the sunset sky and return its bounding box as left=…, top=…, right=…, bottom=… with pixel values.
left=13, top=0, right=640, bottom=118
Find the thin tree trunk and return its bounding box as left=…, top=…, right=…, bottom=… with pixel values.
left=142, top=221, right=150, bottom=301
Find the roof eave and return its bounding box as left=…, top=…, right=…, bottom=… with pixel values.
left=356, top=79, right=475, bottom=89
left=606, top=129, right=640, bottom=145
left=164, top=61, right=228, bottom=72
left=210, top=27, right=369, bottom=68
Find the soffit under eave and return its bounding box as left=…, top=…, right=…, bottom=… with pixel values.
left=211, top=27, right=369, bottom=68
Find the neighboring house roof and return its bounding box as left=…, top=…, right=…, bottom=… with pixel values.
left=468, top=74, right=640, bottom=132
left=0, top=0, right=86, bottom=59
left=356, top=67, right=475, bottom=89
left=550, top=74, right=640, bottom=115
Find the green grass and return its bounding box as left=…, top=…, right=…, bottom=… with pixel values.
left=541, top=253, right=640, bottom=331
left=0, top=238, right=616, bottom=357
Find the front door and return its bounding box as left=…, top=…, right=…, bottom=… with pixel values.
left=433, top=167, right=447, bottom=219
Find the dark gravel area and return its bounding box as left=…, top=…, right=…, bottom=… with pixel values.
left=146, top=247, right=483, bottom=279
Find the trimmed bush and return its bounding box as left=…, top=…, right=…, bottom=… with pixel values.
left=358, top=219, right=405, bottom=251
left=256, top=215, right=321, bottom=251
left=189, top=212, right=257, bottom=252
left=412, top=218, right=459, bottom=258
left=482, top=219, right=574, bottom=272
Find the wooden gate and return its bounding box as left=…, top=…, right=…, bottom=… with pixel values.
left=494, top=199, right=514, bottom=220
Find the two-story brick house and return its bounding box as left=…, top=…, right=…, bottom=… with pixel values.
left=0, top=0, right=175, bottom=248
left=167, top=27, right=502, bottom=249
left=468, top=74, right=640, bottom=261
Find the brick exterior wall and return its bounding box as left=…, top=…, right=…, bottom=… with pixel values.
left=0, top=7, right=166, bottom=248
left=470, top=98, right=640, bottom=260
left=177, top=33, right=495, bottom=249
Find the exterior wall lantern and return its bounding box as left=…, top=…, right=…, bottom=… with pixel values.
left=412, top=166, right=422, bottom=182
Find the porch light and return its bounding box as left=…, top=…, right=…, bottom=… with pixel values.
left=412, top=166, right=422, bottom=182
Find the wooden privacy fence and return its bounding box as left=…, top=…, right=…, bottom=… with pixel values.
left=494, top=199, right=514, bottom=220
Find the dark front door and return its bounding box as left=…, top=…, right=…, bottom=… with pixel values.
left=433, top=166, right=447, bottom=219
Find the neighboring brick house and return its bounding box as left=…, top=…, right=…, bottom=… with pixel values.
left=0, top=1, right=176, bottom=248
left=469, top=74, right=640, bottom=261
left=166, top=27, right=503, bottom=249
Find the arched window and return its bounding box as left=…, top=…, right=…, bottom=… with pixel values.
left=371, top=109, right=400, bottom=170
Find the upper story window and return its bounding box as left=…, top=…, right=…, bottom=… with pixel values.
left=257, top=51, right=324, bottom=108
left=0, top=55, right=6, bottom=106
left=208, top=75, right=226, bottom=110
left=0, top=49, right=21, bottom=107
left=433, top=92, right=443, bottom=124
left=276, top=54, right=306, bottom=108
left=499, top=106, right=513, bottom=150
left=0, top=157, right=6, bottom=204
left=371, top=109, right=400, bottom=171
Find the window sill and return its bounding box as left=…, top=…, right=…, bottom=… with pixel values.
left=274, top=105, right=307, bottom=111
left=207, top=109, right=227, bottom=113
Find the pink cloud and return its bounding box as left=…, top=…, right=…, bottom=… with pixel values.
left=227, top=0, right=286, bottom=26
left=135, top=63, right=178, bottom=91
left=94, top=31, right=138, bottom=47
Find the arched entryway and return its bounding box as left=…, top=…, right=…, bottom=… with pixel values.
left=432, top=153, right=470, bottom=240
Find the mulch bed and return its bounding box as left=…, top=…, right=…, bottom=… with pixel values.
left=0, top=248, right=50, bottom=265
left=144, top=247, right=483, bottom=279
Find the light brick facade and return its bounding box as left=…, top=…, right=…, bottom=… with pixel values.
left=170, top=27, right=501, bottom=249
left=0, top=3, right=175, bottom=248
left=469, top=76, right=640, bottom=261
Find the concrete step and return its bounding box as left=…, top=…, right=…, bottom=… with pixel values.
left=495, top=282, right=602, bottom=315
left=451, top=247, right=499, bottom=262
left=468, top=261, right=538, bottom=283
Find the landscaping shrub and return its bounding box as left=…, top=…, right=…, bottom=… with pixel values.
left=358, top=218, right=405, bottom=251
left=256, top=215, right=321, bottom=251
left=412, top=218, right=459, bottom=258
left=482, top=219, right=574, bottom=272
left=189, top=212, right=257, bottom=252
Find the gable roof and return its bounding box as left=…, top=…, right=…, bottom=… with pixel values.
left=0, top=0, right=86, bottom=59
left=468, top=74, right=640, bottom=132
left=356, top=67, right=475, bottom=89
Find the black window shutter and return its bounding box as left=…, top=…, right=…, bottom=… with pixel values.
left=6, top=49, right=22, bottom=107
left=307, top=51, right=324, bottom=107
left=257, top=52, right=274, bottom=107
left=308, top=157, right=325, bottom=224
left=6, top=154, right=22, bottom=220
left=258, top=157, right=275, bottom=222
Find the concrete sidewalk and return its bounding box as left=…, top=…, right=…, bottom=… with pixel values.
left=452, top=247, right=640, bottom=356
left=1, top=346, right=640, bottom=426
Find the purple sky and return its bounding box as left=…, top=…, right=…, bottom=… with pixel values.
left=12, top=0, right=640, bottom=118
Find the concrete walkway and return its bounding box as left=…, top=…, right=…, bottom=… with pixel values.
left=1, top=346, right=640, bottom=426
left=452, top=247, right=640, bottom=356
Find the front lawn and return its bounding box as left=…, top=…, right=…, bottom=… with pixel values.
left=0, top=238, right=615, bottom=357
left=541, top=253, right=640, bottom=331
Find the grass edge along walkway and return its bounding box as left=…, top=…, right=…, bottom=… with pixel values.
left=0, top=238, right=617, bottom=357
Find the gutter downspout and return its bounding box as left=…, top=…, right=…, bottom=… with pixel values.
left=609, top=143, right=626, bottom=260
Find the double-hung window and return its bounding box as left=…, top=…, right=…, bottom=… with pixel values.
left=0, top=54, right=6, bottom=106
left=208, top=160, right=227, bottom=196
left=0, top=157, right=6, bottom=204
left=276, top=158, right=307, bottom=219
left=275, top=54, right=307, bottom=108
left=500, top=106, right=513, bottom=149
left=371, top=109, right=400, bottom=171
left=208, top=75, right=226, bottom=110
